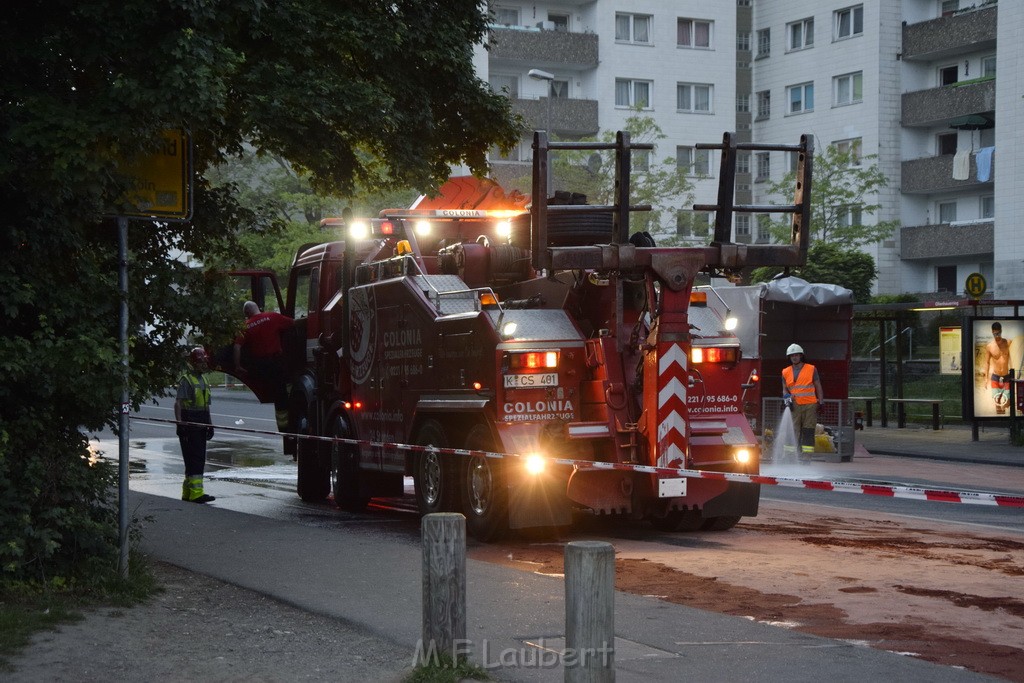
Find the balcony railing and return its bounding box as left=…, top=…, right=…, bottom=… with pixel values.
left=488, top=25, right=599, bottom=68
left=902, top=79, right=995, bottom=128
left=901, top=152, right=994, bottom=194
left=902, top=4, right=996, bottom=61
left=901, top=221, right=993, bottom=260
left=511, top=97, right=599, bottom=136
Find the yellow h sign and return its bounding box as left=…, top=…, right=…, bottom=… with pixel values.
left=118, top=129, right=192, bottom=220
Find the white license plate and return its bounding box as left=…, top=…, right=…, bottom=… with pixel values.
left=503, top=373, right=559, bottom=389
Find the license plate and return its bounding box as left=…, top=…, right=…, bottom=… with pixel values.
left=503, top=373, right=558, bottom=389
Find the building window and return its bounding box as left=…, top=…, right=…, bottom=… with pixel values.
left=938, top=65, right=958, bottom=86
left=936, top=132, right=957, bottom=156
left=755, top=152, right=770, bottom=181
left=756, top=215, right=772, bottom=242
left=834, top=5, right=863, bottom=40
left=788, top=151, right=800, bottom=173
left=677, top=210, right=711, bottom=238
left=737, top=94, right=750, bottom=113
left=489, top=74, right=518, bottom=98
left=738, top=0, right=751, bottom=6
left=633, top=149, right=651, bottom=172
left=940, top=0, right=959, bottom=18
left=677, top=146, right=711, bottom=176
left=788, top=18, right=814, bottom=50
left=677, top=83, right=713, bottom=113
left=737, top=152, right=751, bottom=174
left=836, top=206, right=862, bottom=227
left=735, top=214, right=751, bottom=237
left=549, top=13, right=569, bottom=32
left=981, top=195, right=994, bottom=219
left=756, top=90, right=771, bottom=119
left=833, top=72, right=863, bottom=106
left=938, top=201, right=957, bottom=224
left=834, top=137, right=863, bottom=165
left=936, top=265, right=957, bottom=293
left=787, top=82, right=814, bottom=114
left=616, top=13, right=651, bottom=44
left=981, top=55, right=996, bottom=78
left=737, top=31, right=751, bottom=51
left=490, top=141, right=520, bottom=162
left=756, top=28, right=771, bottom=57
left=493, top=7, right=519, bottom=26
left=678, top=18, right=712, bottom=48
left=615, top=79, right=652, bottom=108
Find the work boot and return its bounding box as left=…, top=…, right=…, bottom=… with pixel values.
left=191, top=494, right=216, bottom=504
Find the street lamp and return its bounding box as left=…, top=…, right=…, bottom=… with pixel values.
left=528, top=68, right=555, bottom=197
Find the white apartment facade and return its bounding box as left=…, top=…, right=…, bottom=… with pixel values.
left=482, top=0, right=1014, bottom=297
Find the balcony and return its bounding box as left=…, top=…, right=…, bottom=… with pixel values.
left=512, top=97, right=599, bottom=136
left=902, top=4, right=996, bottom=62
left=488, top=26, right=599, bottom=69
left=902, top=79, right=995, bottom=127
left=901, top=152, right=994, bottom=194
left=901, top=221, right=993, bottom=260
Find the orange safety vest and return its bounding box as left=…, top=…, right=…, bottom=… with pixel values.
left=782, top=363, right=817, bottom=404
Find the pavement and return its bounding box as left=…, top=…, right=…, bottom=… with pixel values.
left=132, top=420, right=1024, bottom=682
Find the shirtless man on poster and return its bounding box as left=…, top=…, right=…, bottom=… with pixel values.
left=983, top=322, right=1012, bottom=414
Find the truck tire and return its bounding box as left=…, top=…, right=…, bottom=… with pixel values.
left=701, top=515, right=741, bottom=531
left=460, top=424, right=508, bottom=542
left=650, top=508, right=704, bottom=532
left=329, top=414, right=370, bottom=512
left=545, top=212, right=614, bottom=247
left=413, top=419, right=457, bottom=515
left=296, top=436, right=330, bottom=502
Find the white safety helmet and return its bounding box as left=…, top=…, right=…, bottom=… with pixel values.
left=786, top=343, right=804, bottom=357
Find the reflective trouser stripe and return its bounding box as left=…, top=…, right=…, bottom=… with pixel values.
left=183, top=476, right=205, bottom=501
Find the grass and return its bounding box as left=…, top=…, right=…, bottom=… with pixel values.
left=405, top=654, right=490, bottom=683
left=0, top=552, right=160, bottom=673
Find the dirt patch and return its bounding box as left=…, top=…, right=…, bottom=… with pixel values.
left=470, top=503, right=1024, bottom=682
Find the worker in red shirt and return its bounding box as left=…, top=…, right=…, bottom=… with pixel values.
left=234, top=301, right=293, bottom=430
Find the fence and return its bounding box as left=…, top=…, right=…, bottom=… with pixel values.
left=761, top=397, right=854, bottom=462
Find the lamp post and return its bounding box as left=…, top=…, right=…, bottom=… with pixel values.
left=528, top=68, right=555, bottom=197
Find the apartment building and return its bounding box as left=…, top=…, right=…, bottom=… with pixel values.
left=481, top=1, right=1014, bottom=297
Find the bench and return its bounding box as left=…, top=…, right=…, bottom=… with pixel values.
left=848, top=396, right=877, bottom=427
left=888, top=398, right=943, bottom=430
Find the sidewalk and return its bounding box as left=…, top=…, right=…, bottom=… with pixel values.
left=855, top=422, right=1024, bottom=468
left=135, top=493, right=993, bottom=682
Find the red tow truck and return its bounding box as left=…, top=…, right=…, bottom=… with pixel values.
left=229, top=131, right=814, bottom=539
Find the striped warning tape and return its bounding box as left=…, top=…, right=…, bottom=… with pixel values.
left=149, top=417, right=1024, bottom=509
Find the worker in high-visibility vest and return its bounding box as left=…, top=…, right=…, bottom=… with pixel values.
left=175, top=347, right=216, bottom=503
left=781, top=343, right=824, bottom=460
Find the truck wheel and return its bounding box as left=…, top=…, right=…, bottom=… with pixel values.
left=460, top=425, right=508, bottom=542
left=413, top=420, right=457, bottom=515
left=651, top=508, right=704, bottom=532
left=701, top=515, right=742, bottom=531
left=329, top=415, right=369, bottom=512
left=545, top=212, right=614, bottom=247
left=296, top=436, right=330, bottom=502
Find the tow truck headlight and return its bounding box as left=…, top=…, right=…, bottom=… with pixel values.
left=496, top=220, right=512, bottom=239
left=349, top=221, right=369, bottom=240
left=733, top=448, right=753, bottom=464
left=415, top=220, right=431, bottom=236
left=524, top=453, right=546, bottom=475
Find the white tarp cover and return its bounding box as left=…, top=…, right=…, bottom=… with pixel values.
left=762, top=276, right=854, bottom=306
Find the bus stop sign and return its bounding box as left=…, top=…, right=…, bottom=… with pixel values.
left=965, top=272, right=987, bottom=299
left=118, top=129, right=192, bottom=221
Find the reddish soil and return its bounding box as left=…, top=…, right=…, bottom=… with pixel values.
left=470, top=503, right=1024, bottom=681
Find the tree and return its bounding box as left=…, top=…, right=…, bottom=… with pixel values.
left=505, top=112, right=694, bottom=243
left=763, top=143, right=898, bottom=248
left=0, top=1, right=519, bottom=583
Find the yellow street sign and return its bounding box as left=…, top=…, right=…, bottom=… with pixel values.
left=118, top=129, right=192, bottom=220
left=965, top=272, right=987, bottom=299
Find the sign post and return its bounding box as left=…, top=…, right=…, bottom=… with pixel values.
left=113, top=130, right=192, bottom=578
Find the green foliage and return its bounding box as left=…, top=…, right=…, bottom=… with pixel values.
left=1, top=1, right=518, bottom=582
left=763, top=144, right=899, bottom=248
left=505, top=112, right=694, bottom=243
left=406, top=653, right=490, bottom=683
left=751, top=242, right=878, bottom=303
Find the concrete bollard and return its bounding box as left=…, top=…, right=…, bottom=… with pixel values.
left=420, top=513, right=467, bottom=665
left=564, top=540, right=615, bottom=682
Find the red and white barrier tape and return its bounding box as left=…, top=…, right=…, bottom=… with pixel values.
left=149, top=418, right=1024, bottom=509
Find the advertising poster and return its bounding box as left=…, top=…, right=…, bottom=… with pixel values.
left=969, top=318, right=1024, bottom=418
left=939, top=326, right=961, bottom=375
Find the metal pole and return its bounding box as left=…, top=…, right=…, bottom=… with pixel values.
left=117, top=216, right=130, bottom=578
left=546, top=88, right=554, bottom=198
